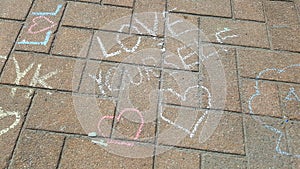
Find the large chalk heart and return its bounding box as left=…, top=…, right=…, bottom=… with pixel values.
left=28, top=16, right=56, bottom=34
left=97, top=108, right=144, bottom=140
left=0, top=108, right=20, bottom=136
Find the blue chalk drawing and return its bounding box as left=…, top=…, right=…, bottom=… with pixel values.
left=17, top=31, right=52, bottom=46
left=285, top=87, right=300, bottom=102
left=32, top=4, right=63, bottom=16
left=248, top=64, right=300, bottom=158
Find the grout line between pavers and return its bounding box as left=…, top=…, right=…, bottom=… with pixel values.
left=0, top=17, right=25, bottom=23
left=49, top=2, right=68, bottom=54
left=234, top=48, right=249, bottom=168
left=152, top=1, right=168, bottom=168
left=55, top=137, right=67, bottom=169
left=129, top=0, right=137, bottom=34
left=66, top=0, right=132, bottom=9
left=7, top=90, right=36, bottom=169
left=262, top=0, right=274, bottom=50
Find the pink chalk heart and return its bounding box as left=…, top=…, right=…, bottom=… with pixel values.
left=98, top=108, right=144, bottom=140
left=28, top=16, right=56, bottom=34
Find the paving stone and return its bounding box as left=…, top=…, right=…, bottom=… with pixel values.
left=0, top=86, right=33, bottom=169
left=240, top=79, right=281, bottom=117
left=62, top=2, right=132, bottom=32
left=233, top=0, right=265, bottom=21
left=88, top=30, right=162, bottom=65
left=200, top=17, right=269, bottom=48
left=135, top=0, right=165, bottom=12
left=0, top=21, right=22, bottom=70
left=158, top=106, right=245, bottom=155
left=52, top=27, right=93, bottom=58
left=0, top=0, right=33, bottom=20
left=0, top=52, right=85, bottom=92
left=201, top=154, right=247, bottom=169
left=270, top=26, right=300, bottom=52
left=237, top=48, right=300, bottom=83
left=278, top=83, right=300, bottom=120
left=59, top=137, right=154, bottom=168
left=168, top=0, right=231, bottom=17
left=265, top=1, right=299, bottom=26
left=155, top=148, right=200, bottom=169
left=15, top=0, right=66, bottom=53
left=201, top=46, right=241, bottom=112
left=9, top=130, right=64, bottom=169
left=26, top=91, right=82, bottom=134
left=103, top=0, right=134, bottom=7
left=244, top=114, right=291, bottom=169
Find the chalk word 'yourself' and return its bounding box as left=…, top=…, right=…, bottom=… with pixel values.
left=32, top=4, right=63, bottom=16
left=11, top=57, right=58, bottom=98
left=0, top=107, right=21, bottom=136
left=248, top=64, right=300, bottom=158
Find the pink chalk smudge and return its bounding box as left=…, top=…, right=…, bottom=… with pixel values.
left=28, top=16, right=57, bottom=34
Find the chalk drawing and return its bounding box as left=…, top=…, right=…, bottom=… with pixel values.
left=164, top=42, right=199, bottom=70
left=284, top=87, right=300, bottom=102
left=29, top=64, right=58, bottom=89
left=215, top=28, right=238, bottom=43
left=0, top=55, right=7, bottom=59
left=89, top=70, right=106, bottom=95
left=248, top=64, right=300, bottom=158
left=92, top=140, right=108, bottom=147
left=97, top=108, right=144, bottom=147
left=11, top=57, right=34, bottom=96
left=133, top=12, right=159, bottom=36
left=97, top=36, right=121, bottom=58
left=11, top=57, right=58, bottom=97
left=17, top=31, right=52, bottom=46
left=32, top=4, right=63, bottom=16
left=163, top=85, right=200, bottom=102
left=160, top=86, right=211, bottom=138
left=0, top=107, right=21, bottom=136
left=28, top=16, right=56, bottom=34
left=116, top=25, right=142, bottom=53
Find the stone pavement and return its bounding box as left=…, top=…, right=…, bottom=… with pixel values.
left=0, top=0, right=300, bottom=168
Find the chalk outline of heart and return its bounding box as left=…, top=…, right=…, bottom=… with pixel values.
left=28, top=16, right=57, bottom=35
left=160, top=85, right=211, bottom=138
left=0, top=108, right=21, bottom=136
left=97, top=108, right=144, bottom=146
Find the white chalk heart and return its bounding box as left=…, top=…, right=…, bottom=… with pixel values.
left=0, top=107, right=21, bottom=136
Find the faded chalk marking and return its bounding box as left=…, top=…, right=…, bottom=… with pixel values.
left=17, top=31, right=52, bottom=46
left=28, top=16, right=56, bottom=34
left=215, top=28, right=238, bottom=43
left=0, top=107, right=21, bottom=136
left=32, top=4, right=63, bottom=16
left=284, top=87, right=300, bottom=102
left=160, top=86, right=211, bottom=138
left=248, top=64, right=300, bottom=158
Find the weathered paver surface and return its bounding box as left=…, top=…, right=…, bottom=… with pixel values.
left=0, top=0, right=300, bottom=169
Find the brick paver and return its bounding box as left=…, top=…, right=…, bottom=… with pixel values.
left=0, top=0, right=300, bottom=168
